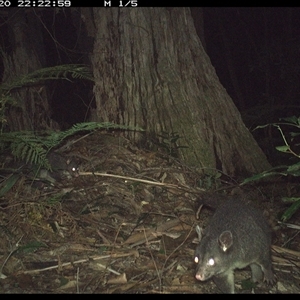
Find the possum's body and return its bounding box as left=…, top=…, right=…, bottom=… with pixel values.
left=38, top=152, right=79, bottom=182
left=194, top=198, right=275, bottom=293
left=1, top=152, right=79, bottom=184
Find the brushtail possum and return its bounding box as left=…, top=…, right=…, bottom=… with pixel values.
left=194, top=197, right=275, bottom=293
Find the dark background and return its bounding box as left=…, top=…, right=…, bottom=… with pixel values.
left=203, top=7, right=300, bottom=127
left=1, top=7, right=300, bottom=132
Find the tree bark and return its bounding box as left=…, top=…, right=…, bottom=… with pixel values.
left=88, top=7, right=271, bottom=176
left=2, top=9, right=53, bottom=131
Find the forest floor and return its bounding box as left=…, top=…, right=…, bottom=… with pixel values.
left=0, top=131, right=299, bottom=294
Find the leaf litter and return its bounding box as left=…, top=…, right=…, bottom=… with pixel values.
left=0, top=131, right=299, bottom=293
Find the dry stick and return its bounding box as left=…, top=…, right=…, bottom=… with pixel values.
left=162, top=223, right=195, bottom=273
left=271, top=245, right=300, bottom=268
left=0, top=235, right=24, bottom=277
left=21, top=257, right=109, bottom=274
left=141, top=220, right=195, bottom=293
left=96, top=223, right=124, bottom=277
left=195, top=204, right=203, bottom=220
left=76, top=267, right=80, bottom=294
left=57, top=132, right=94, bottom=152
left=124, top=218, right=180, bottom=247
left=20, top=253, right=134, bottom=275
left=143, top=227, right=163, bottom=292
left=96, top=229, right=111, bottom=245
left=272, top=245, right=300, bottom=257
left=97, top=263, right=121, bottom=276
left=79, top=171, right=185, bottom=189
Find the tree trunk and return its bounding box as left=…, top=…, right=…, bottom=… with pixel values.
left=2, top=9, right=53, bottom=131
left=88, top=7, right=271, bottom=176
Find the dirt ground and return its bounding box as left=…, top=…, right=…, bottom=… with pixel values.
left=0, top=131, right=299, bottom=294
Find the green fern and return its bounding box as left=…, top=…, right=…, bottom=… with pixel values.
left=0, top=64, right=94, bottom=94
left=0, top=122, right=144, bottom=170
left=242, top=116, right=300, bottom=221
left=0, top=64, right=94, bottom=129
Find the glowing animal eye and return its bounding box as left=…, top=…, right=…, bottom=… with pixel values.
left=208, top=258, right=215, bottom=266
left=194, top=256, right=199, bottom=263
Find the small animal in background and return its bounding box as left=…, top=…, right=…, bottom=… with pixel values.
left=194, top=197, right=275, bottom=294
left=0, top=151, right=79, bottom=185
left=38, top=152, right=79, bottom=183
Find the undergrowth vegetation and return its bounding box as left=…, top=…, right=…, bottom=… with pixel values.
left=242, top=116, right=300, bottom=221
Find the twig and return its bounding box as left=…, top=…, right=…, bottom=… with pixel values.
left=79, top=171, right=182, bottom=189
left=76, top=267, right=80, bottom=293
left=0, top=235, right=23, bottom=278
left=19, top=252, right=136, bottom=275
left=57, top=132, right=93, bottom=152
left=143, top=227, right=162, bottom=291
left=96, top=263, right=121, bottom=276
left=162, top=223, right=195, bottom=272
left=278, top=221, right=300, bottom=230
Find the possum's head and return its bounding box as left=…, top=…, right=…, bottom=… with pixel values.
left=194, top=225, right=234, bottom=281
left=66, top=159, right=79, bottom=177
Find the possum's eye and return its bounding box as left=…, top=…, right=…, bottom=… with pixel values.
left=194, top=256, right=199, bottom=263
left=207, top=258, right=215, bottom=266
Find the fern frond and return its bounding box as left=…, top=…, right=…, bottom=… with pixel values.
left=0, top=64, right=94, bottom=130
left=0, top=122, right=144, bottom=169
left=0, top=64, right=94, bottom=94
left=42, top=122, right=144, bottom=149
left=1, top=131, right=51, bottom=169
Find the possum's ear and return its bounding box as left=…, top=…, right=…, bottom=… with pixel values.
left=195, top=225, right=203, bottom=242
left=218, top=230, right=233, bottom=252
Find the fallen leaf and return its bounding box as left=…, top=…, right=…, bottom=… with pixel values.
left=107, top=273, right=127, bottom=284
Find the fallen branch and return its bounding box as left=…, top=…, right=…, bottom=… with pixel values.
left=17, top=252, right=137, bottom=275
left=79, top=171, right=182, bottom=189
